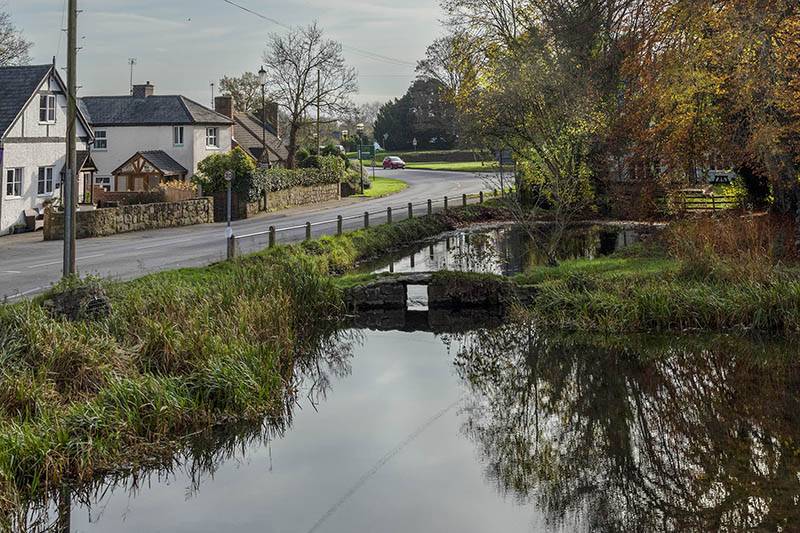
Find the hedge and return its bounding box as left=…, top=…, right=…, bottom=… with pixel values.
left=256, top=155, right=345, bottom=193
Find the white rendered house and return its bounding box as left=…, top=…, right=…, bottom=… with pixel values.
left=80, top=82, right=233, bottom=191
left=0, top=64, right=94, bottom=235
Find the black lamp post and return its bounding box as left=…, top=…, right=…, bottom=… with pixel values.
left=258, top=66, right=268, bottom=168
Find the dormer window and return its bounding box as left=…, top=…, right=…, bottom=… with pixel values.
left=206, top=127, right=219, bottom=149
left=39, top=95, right=56, bottom=124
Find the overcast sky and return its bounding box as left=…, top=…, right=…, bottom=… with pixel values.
left=4, top=0, right=444, bottom=106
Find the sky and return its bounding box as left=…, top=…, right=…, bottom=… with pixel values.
left=3, top=0, right=444, bottom=106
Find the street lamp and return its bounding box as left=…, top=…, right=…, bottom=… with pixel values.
left=356, top=123, right=365, bottom=193
left=258, top=66, right=269, bottom=168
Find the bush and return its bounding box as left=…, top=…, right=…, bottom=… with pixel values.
left=194, top=148, right=259, bottom=201
left=256, top=155, right=346, bottom=192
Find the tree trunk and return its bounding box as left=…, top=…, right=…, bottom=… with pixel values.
left=286, top=123, right=299, bottom=169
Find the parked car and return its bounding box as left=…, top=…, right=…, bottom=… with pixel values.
left=383, top=156, right=406, bottom=169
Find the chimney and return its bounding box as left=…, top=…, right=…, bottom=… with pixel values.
left=132, top=81, right=154, bottom=98
left=215, top=96, right=234, bottom=119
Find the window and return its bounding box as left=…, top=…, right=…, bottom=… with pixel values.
left=39, top=95, right=56, bottom=123
left=94, top=130, right=107, bottom=150
left=5, top=168, right=22, bottom=198
left=95, top=175, right=111, bottom=191
left=173, top=126, right=185, bottom=146
left=37, top=167, right=54, bottom=195
left=205, top=127, right=219, bottom=148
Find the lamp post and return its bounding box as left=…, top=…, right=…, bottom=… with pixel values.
left=225, top=170, right=234, bottom=259
left=356, top=123, right=365, bottom=194
left=258, top=66, right=268, bottom=168
left=383, top=132, right=389, bottom=151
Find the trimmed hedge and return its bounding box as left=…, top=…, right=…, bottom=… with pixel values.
left=256, top=155, right=345, bottom=192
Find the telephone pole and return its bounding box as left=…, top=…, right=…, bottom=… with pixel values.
left=316, top=69, right=321, bottom=156
left=63, top=0, right=78, bottom=277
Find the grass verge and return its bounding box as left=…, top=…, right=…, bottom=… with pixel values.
left=405, top=161, right=501, bottom=173
left=355, top=176, right=408, bottom=198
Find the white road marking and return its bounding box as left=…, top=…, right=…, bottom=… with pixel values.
left=135, top=238, right=195, bottom=251
left=29, top=253, right=105, bottom=269
left=4, top=286, right=44, bottom=300
left=1, top=271, right=22, bottom=275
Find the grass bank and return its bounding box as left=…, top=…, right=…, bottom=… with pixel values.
left=0, top=205, right=508, bottom=517
left=514, top=215, right=800, bottom=333
left=355, top=176, right=408, bottom=198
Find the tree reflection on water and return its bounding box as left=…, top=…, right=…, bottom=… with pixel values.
left=453, top=324, right=800, bottom=531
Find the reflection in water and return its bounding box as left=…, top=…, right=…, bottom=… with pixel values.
left=452, top=325, right=800, bottom=531
left=15, top=320, right=800, bottom=532
left=366, top=224, right=643, bottom=277
left=14, top=329, right=360, bottom=533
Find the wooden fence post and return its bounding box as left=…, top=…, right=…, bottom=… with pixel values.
left=337, top=215, right=343, bottom=236
left=227, top=235, right=236, bottom=260
left=387, top=206, right=392, bottom=224
left=427, top=199, right=433, bottom=216
left=305, top=222, right=312, bottom=241
left=408, top=202, right=413, bottom=219
left=364, top=211, right=370, bottom=229
left=269, top=226, right=276, bottom=248
left=462, top=193, right=467, bottom=207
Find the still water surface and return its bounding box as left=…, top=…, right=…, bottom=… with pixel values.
left=31, top=225, right=800, bottom=532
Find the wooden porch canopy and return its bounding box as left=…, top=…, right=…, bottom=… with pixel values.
left=111, top=150, right=188, bottom=192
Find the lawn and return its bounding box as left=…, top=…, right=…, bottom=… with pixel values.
left=355, top=176, right=408, bottom=198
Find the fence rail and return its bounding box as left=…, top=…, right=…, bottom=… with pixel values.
left=226, top=187, right=514, bottom=259
left=679, top=192, right=741, bottom=212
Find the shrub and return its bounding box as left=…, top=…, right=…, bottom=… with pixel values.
left=256, top=155, right=346, bottom=192
left=194, top=147, right=259, bottom=201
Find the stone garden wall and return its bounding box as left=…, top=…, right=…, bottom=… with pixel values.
left=268, top=183, right=340, bottom=212
left=44, top=198, right=214, bottom=240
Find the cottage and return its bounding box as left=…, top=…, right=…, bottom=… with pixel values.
left=80, top=82, right=233, bottom=191
left=0, top=64, right=94, bottom=235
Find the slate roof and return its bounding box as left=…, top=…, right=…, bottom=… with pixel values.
left=232, top=111, right=288, bottom=163
left=112, top=150, right=188, bottom=176
left=76, top=151, right=98, bottom=172
left=0, top=64, right=53, bottom=137
left=80, top=95, right=233, bottom=127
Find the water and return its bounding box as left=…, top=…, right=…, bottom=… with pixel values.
left=24, top=224, right=799, bottom=532
left=364, top=223, right=644, bottom=277
left=31, top=326, right=799, bottom=532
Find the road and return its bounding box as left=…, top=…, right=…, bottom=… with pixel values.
left=0, top=169, right=490, bottom=300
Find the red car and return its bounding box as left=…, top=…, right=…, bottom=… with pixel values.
left=383, top=156, right=406, bottom=169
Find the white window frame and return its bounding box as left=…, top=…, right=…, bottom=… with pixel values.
left=173, top=126, right=185, bottom=146
left=5, top=168, right=23, bottom=198
left=39, top=95, right=56, bottom=124
left=94, top=130, right=108, bottom=151
left=37, top=167, right=54, bottom=196
left=205, top=127, right=219, bottom=149
left=95, top=175, right=112, bottom=191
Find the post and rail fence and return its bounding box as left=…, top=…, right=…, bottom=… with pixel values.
left=226, top=186, right=516, bottom=260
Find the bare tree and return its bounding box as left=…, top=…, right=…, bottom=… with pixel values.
left=263, top=22, right=358, bottom=168
left=0, top=9, right=32, bottom=66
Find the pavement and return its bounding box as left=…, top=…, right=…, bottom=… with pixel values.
left=0, top=168, right=491, bottom=301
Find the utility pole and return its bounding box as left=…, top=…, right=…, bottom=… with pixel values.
left=316, top=69, right=321, bottom=156
left=210, top=82, right=215, bottom=107
left=128, top=58, right=136, bottom=95
left=63, top=0, right=78, bottom=277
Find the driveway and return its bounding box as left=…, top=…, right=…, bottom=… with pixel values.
left=0, top=169, right=493, bottom=300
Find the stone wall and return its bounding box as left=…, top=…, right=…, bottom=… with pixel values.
left=268, top=183, right=340, bottom=212
left=44, top=198, right=214, bottom=240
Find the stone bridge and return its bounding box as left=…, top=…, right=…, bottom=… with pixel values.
left=344, top=272, right=536, bottom=312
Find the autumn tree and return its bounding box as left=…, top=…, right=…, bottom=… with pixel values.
left=0, top=9, right=31, bottom=66
left=262, top=22, right=358, bottom=168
